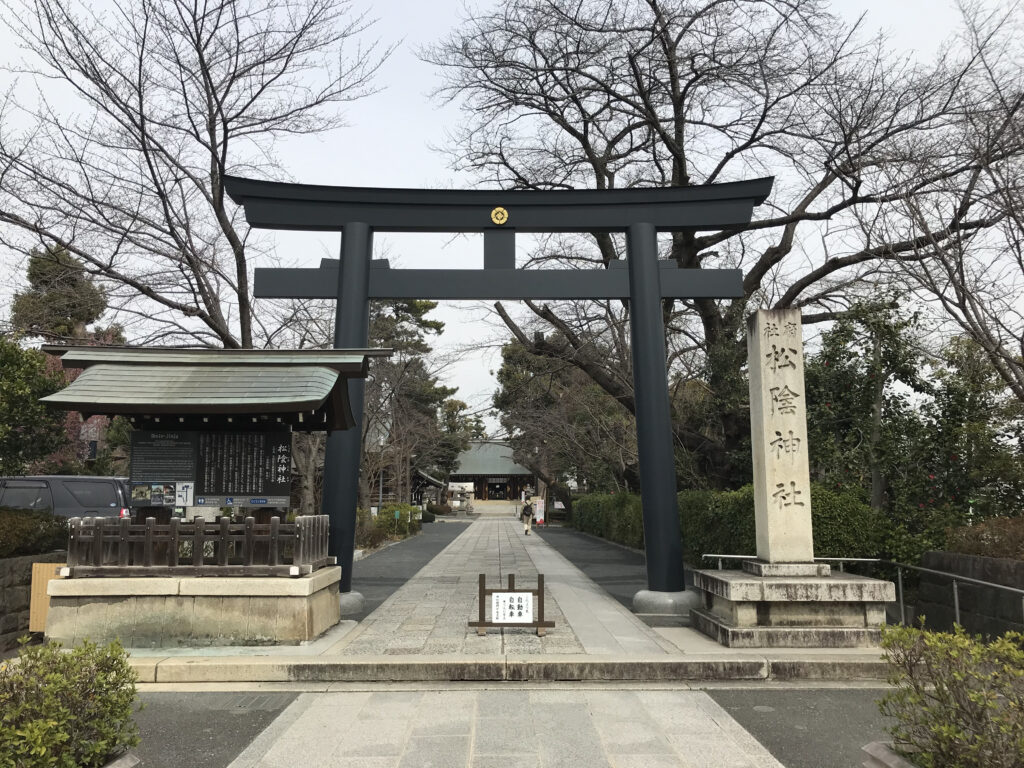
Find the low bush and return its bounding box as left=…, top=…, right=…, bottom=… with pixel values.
left=426, top=503, right=451, bottom=516
left=420, top=509, right=436, bottom=523
left=680, top=484, right=886, bottom=562
left=678, top=487, right=755, bottom=563
left=0, top=507, right=67, bottom=559
left=571, top=484, right=887, bottom=564
left=375, top=503, right=422, bottom=538
left=571, top=493, right=644, bottom=549
left=0, top=639, right=139, bottom=768
left=945, top=516, right=1024, bottom=561
left=878, top=623, right=1024, bottom=768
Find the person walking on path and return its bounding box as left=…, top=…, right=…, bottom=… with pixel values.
left=521, top=500, right=534, bottom=535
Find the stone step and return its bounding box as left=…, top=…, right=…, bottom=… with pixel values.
left=128, top=652, right=889, bottom=683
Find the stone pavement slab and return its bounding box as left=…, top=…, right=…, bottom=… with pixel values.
left=224, top=688, right=788, bottom=768
left=329, top=514, right=672, bottom=657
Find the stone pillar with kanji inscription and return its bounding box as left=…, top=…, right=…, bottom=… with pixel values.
left=686, top=307, right=896, bottom=648
left=747, top=308, right=817, bottom=570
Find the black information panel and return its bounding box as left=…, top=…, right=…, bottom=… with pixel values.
left=129, top=429, right=291, bottom=508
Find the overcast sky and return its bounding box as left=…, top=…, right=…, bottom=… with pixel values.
left=268, top=0, right=967, bottom=431
left=0, top=0, right=969, bottom=432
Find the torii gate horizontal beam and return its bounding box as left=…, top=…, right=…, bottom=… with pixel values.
left=254, top=261, right=743, bottom=300
left=225, top=175, right=772, bottom=233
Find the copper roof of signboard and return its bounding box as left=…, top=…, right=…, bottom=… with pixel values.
left=40, top=345, right=392, bottom=431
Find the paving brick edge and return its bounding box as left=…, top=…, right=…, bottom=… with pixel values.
left=128, top=654, right=888, bottom=683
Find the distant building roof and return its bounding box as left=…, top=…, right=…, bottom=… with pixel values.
left=452, top=441, right=533, bottom=477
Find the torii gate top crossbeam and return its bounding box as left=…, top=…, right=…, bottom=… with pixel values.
left=224, top=175, right=773, bottom=233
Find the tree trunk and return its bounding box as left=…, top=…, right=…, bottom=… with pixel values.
left=869, top=335, right=888, bottom=512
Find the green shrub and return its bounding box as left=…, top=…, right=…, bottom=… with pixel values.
left=570, top=493, right=644, bottom=548
left=571, top=484, right=887, bottom=565
left=0, top=507, right=67, bottom=559
left=0, top=639, right=139, bottom=768
left=878, top=623, right=1024, bottom=768
left=426, top=503, right=451, bottom=515
left=680, top=484, right=886, bottom=564
left=679, top=487, right=755, bottom=563
left=370, top=504, right=422, bottom=540
left=945, top=516, right=1024, bottom=561
left=420, top=509, right=436, bottom=523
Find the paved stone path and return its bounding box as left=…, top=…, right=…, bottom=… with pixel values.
left=328, top=509, right=671, bottom=657
left=226, top=687, right=786, bottom=768
left=331, top=512, right=583, bottom=655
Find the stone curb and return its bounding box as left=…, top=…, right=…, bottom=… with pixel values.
left=128, top=653, right=888, bottom=683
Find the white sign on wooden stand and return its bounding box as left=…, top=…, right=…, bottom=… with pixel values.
left=492, top=592, right=534, bottom=623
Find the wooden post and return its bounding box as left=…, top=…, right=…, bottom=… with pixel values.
left=217, top=516, right=230, bottom=566
left=269, top=516, right=280, bottom=566
left=143, top=517, right=155, bottom=567
left=243, top=517, right=255, bottom=565
left=169, top=518, right=180, bottom=566
left=193, top=517, right=205, bottom=566
left=90, top=519, right=102, bottom=568
left=118, top=517, right=130, bottom=566
left=68, top=518, right=81, bottom=567
left=294, top=516, right=305, bottom=567
left=476, top=573, right=486, bottom=636
left=537, top=574, right=546, bottom=637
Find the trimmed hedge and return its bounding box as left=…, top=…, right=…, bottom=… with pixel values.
left=571, top=484, right=887, bottom=563
left=0, top=507, right=67, bottom=559
left=572, top=493, right=644, bottom=549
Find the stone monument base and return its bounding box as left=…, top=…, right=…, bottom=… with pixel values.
left=46, top=566, right=341, bottom=647
left=690, top=565, right=894, bottom=648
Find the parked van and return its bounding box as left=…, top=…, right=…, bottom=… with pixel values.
left=0, top=476, right=131, bottom=518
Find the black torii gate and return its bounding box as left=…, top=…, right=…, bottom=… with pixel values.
left=225, top=176, right=773, bottom=603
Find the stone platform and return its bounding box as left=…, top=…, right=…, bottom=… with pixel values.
left=119, top=516, right=897, bottom=682
left=46, top=566, right=341, bottom=647
left=690, top=568, right=895, bottom=648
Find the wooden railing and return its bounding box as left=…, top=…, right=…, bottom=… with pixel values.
left=65, top=515, right=334, bottom=577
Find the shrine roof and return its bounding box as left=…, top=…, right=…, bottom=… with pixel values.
left=39, top=345, right=392, bottom=431
left=452, top=441, right=533, bottom=477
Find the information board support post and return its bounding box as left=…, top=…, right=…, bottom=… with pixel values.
left=323, top=221, right=373, bottom=594
left=627, top=222, right=686, bottom=594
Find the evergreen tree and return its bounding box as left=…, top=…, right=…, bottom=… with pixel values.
left=0, top=338, right=66, bottom=474
left=11, top=247, right=107, bottom=340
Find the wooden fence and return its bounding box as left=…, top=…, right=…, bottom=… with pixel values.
left=65, top=515, right=334, bottom=577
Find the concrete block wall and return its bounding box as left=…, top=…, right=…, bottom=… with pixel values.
left=0, top=551, right=66, bottom=650
left=918, top=551, right=1024, bottom=637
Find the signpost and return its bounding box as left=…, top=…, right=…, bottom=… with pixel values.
left=469, top=574, right=554, bottom=636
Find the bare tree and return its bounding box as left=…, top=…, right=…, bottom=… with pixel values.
left=425, top=0, right=1024, bottom=484
left=0, top=0, right=389, bottom=347
left=894, top=4, right=1024, bottom=402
